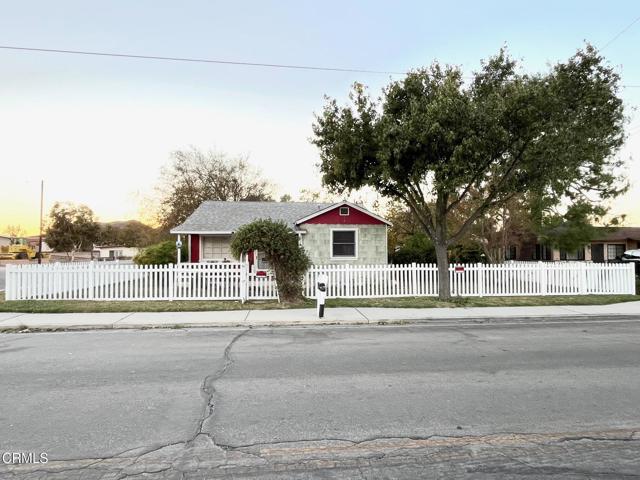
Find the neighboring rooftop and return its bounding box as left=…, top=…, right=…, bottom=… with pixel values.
left=592, top=227, right=640, bottom=242
left=170, top=201, right=334, bottom=234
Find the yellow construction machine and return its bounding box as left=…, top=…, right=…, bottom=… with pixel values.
left=0, top=237, right=39, bottom=260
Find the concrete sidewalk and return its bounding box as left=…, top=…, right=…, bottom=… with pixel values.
left=1, top=301, right=640, bottom=330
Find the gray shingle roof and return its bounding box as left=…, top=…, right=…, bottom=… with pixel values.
left=170, top=201, right=335, bottom=234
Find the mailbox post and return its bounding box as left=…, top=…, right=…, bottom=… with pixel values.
left=176, top=236, right=183, bottom=265
left=316, top=273, right=328, bottom=318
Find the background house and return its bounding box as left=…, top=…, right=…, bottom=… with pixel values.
left=170, top=200, right=390, bottom=269
left=0, top=235, right=11, bottom=247
left=93, top=245, right=140, bottom=261
left=507, top=227, right=640, bottom=262
left=24, top=235, right=53, bottom=255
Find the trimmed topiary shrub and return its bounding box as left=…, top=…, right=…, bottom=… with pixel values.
left=230, top=219, right=310, bottom=303
left=134, top=240, right=187, bottom=265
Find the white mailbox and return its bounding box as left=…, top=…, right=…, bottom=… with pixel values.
left=316, top=273, right=328, bottom=318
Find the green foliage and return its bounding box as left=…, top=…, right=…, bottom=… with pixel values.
left=230, top=219, right=310, bottom=302
left=98, top=221, right=160, bottom=248
left=312, top=45, right=626, bottom=297
left=392, top=232, right=485, bottom=264
left=46, top=203, right=99, bottom=255
left=536, top=202, right=600, bottom=251
left=134, top=240, right=187, bottom=265
left=391, top=233, right=437, bottom=264
left=449, top=243, right=486, bottom=264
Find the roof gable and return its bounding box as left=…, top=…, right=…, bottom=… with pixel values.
left=295, top=201, right=391, bottom=226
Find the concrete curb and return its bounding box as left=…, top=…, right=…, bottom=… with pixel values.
left=0, top=311, right=638, bottom=333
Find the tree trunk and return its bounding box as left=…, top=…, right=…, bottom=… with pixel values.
left=435, top=239, right=450, bottom=300
left=434, top=192, right=451, bottom=300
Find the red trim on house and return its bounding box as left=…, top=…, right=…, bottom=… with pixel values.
left=301, top=206, right=385, bottom=225
left=190, top=234, right=200, bottom=263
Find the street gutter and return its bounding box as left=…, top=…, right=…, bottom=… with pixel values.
left=0, top=312, right=639, bottom=334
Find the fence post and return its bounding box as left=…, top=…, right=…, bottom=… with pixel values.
left=88, top=261, right=95, bottom=300
left=539, top=261, right=547, bottom=296
left=579, top=262, right=587, bottom=295
left=168, top=263, right=175, bottom=301
left=478, top=263, right=485, bottom=297
left=411, top=263, right=417, bottom=296
left=5, top=265, right=12, bottom=300
left=240, top=262, right=248, bottom=303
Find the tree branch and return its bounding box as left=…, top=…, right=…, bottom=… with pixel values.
left=446, top=140, right=531, bottom=246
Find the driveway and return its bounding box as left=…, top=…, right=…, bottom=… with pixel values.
left=1, top=320, right=639, bottom=478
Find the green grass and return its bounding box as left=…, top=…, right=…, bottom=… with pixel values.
left=327, top=295, right=639, bottom=308
left=0, top=291, right=637, bottom=314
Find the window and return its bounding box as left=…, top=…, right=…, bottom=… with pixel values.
left=560, top=248, right=585, bottom=261
left=505, top=245, right=517, bottom=261
left=257, top=251, right=271, bottom=270
left=339, top=206, right=350, bottom=216
left=534, top=244, right=553, bottom=261
left=332, top=230, right=356, bottom=257
left=606, top=244, right=625, bottom=261
left=202, top=236, right=232, bottom=260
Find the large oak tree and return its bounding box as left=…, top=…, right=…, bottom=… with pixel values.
left=312, top=46, right=627, bottom=299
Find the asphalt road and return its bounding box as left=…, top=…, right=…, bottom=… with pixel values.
left=1, top=319, right=640, bottom=479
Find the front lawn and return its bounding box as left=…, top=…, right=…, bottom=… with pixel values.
left=0, top=291, right=637, bottom=314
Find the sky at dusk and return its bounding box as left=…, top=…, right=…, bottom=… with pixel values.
left=1, top=1, right=639, bottom=234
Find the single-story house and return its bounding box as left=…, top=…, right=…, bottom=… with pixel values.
left=24, top=236, right=52, bottom=254
left=507, top=227, right=640, bottom=262
left=170, top=200, right=391, bottom=269
left=93, top=245, right=140, bottom=261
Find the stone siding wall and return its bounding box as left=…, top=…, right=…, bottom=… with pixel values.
left=300, top=223, right=388, bottom=265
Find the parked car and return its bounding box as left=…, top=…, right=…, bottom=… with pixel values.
left=621, top=249, right=640, bottom=275
left=621, top=249, right=640, bottom=262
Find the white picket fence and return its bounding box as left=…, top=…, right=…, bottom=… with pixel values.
left=4, top=261, right=636, bottom=302
left=4, top=262, right=278, bottom=302
left=304, top=262, right=636, bottom=298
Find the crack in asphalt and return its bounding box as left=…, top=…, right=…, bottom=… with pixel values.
left=0, top=329, right=252, bottom=480
left=216, top=428, right=639, bottom=451
left=2, top=325, right=639, bottom=478
left=191, top=327, right=251, bottom=445
left=4, top=428, right=639, bottom=478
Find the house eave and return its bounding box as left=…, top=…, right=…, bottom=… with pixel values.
left=170, top=230, right=234, bottom=235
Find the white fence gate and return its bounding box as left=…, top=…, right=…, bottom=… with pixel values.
left=5, top=261, right=636, bottom=302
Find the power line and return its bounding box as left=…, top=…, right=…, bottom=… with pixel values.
left=1, top=44, right=639, bottom=88
left=600, top=14, right=640, bottom=50
left=0, top=45, right=406, bottom=75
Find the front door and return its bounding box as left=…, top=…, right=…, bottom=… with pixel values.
left=591, top=243, right=604, bottom=263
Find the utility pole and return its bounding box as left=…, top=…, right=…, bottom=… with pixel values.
left=38, top=180, right=44, bottom=265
